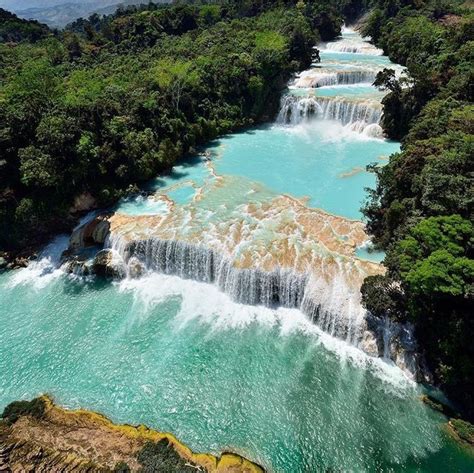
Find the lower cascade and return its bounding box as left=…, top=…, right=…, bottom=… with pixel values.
left=63, top=223, right=419, bottom=377
left=110, top=235, right=367, bottom=346
left=293, top=69, right=378, bottom=88
left=122, top=238, right=308, bottom=309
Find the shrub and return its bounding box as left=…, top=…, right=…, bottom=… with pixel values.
left=1, top=397, right=46, bottom=425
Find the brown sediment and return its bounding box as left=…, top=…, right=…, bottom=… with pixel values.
left=105, top=189, right=383, bottom=294
left=338, top=167, right=365, bottom=178
left=0, top=396, right=264, bottom=472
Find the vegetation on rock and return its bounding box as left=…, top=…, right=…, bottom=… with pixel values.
left=0, top=395, right=264, bottom=472
left=450, top=418, right=474, bottom=446
left=1, top=397, right=46, bottom=425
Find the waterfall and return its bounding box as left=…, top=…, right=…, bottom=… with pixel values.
left=106, top=234, right=373, bottom=347
left=294, top=69, right=378, bottom=88
left=322, top=39, right=384, bottom=56
left=277, top=95, right=383, bottom=135
left=114, top=237, right=307, bottom=308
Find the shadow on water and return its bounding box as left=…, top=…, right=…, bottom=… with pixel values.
left=204, top=123, right=274, bottom=150
left=61, top=275, right=111, bottom=296
left=107, top=124, right=276, bottom=209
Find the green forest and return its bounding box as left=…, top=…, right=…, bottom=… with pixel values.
left=0, top=0, right=473, bottom=425
left=360, top=0, right=473, bottom=420
left=0, top=0, right=344, bottom=249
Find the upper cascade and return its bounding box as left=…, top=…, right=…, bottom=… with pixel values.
left=320, top=26, right=384, bottom=56
left=277, top=27, right=406, bottom=138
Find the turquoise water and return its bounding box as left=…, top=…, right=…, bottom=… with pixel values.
left=1, top=269, right=473, bottom=471
left=116, top=127, right=398, bottom=220
left=319, top=51, right=398, bottom=66
left=289, top=84, right=385, bottom=98
left=210, top=125, right=398, bottom=219
left=1, top=29, right=473, bottom=472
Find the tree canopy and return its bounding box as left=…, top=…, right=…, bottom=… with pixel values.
left=361, top=0, right=474, bottom=419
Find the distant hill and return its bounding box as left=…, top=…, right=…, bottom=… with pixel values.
left=3, top=1, right=170, bottom=28
left=0, top=7, right=50, bottom=42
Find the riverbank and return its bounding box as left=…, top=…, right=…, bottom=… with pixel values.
left=0, top=3, right=325, bottom=252
left=0, top=396, right=263, bottom=472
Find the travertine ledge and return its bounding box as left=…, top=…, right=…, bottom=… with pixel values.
left=0, top=396, right=264, bottom=472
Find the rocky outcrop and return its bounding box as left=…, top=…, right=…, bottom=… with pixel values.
left=70, top=215, right=111, bottom=250
left=0, top=396, right=264, bottom=473
left=69, top=192, right=97, bottom=214
left=92, top=249, right=126, bottom=279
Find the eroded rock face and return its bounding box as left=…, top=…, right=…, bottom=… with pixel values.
left=0, top=396, right=264, bottom=472
left=62, top=254, right=92, bottom=276
left=69, top=216, right=110, bottom=250
left=92, top=249, right=126, bottom=279
left=360, top=330, right=380, bottom=357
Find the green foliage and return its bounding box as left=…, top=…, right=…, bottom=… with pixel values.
left=137, top=439, right=197, bottom=472
left=364, top=4, right=474, bottom=139
left=0, top=8, right=50, bottom=43
left=113, top=461, right=131, bottom=472
left=360, top=274, right=404, bottom=319
left=451, top=418, right=474, bottom=445
left=362, top=0, right=473, bottom=420
left=1, top=397, right=46, bottom=425
left=1, top=1, right=340, bottom=250
left=391, top=216, right=473, bottom=297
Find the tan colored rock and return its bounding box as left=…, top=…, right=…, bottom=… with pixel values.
left=0, top=396, right=264, bottom=473
left=70, top=216, right=110, bottom=250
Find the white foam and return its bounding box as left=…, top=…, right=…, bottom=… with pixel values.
left=276, top=119, right=386, bottom=143
left=117, top=272, right=415, bottom=390
left=6, top=235, right=69, bottom=290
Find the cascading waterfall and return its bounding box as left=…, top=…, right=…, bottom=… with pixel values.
left=320, top=26, right=384, bottom=55
left=106, top=234, right=373, bottom=349
left=277, top=95, right=382, bottom=133
left=293, top=69, right=378, bottom=88
left=63, top=27, right=417, bottom=375
left=323, top=41, right=384, bottom=55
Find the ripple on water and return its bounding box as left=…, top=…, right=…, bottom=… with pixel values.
left=1, top=27, right=473, bottom=473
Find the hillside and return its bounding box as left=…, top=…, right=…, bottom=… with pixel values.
left=14, top=1, right=170, bottom=28
left=0, top=7, right=50, bottom=42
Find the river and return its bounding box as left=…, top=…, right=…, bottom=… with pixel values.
left=0, top=27, right=473, bottom=472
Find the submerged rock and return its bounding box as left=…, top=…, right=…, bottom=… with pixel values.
left=62, top=254, right=92, bottom=276
left=92, top=249, right=126, bottom=279
left=0, top=396, right=264, bottom=472
left=128, top=256, right=144, bottom=279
